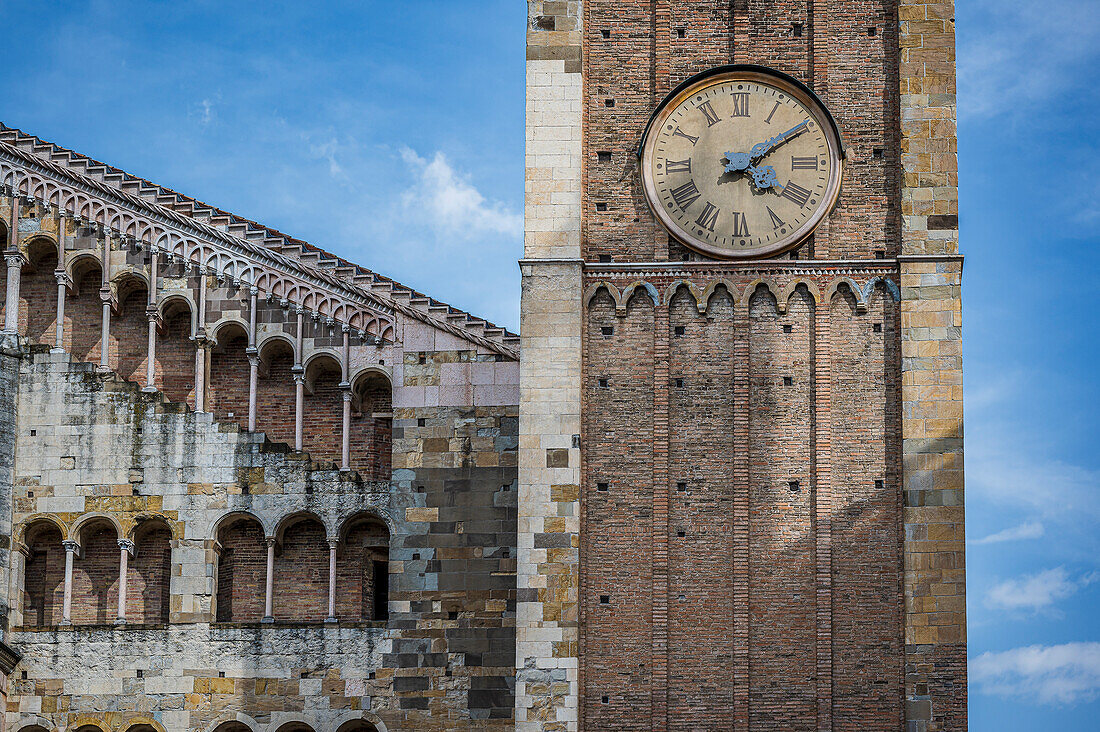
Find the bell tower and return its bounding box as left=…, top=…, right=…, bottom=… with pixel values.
left=518, top=1, right=964, bottom=730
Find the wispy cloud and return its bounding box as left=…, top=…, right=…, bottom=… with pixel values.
left=971, top=643, right=1100, bottom=705
left=399, top=147, right=522, bottom=239
left=973, top=521, right=1045, bottom=546
left=958, top=0, right=1100, bottom=120
left=986, top=568, right=1097, bottom=612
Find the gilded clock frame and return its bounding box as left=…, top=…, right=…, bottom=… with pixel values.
left=638, top=64, right=847, bottom=260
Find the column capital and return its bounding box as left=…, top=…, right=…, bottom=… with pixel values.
left=293, top=373, right=306, bottom=385
left=328, top=539, right=339, bottom=550
left=54, top=269, right=73, bottom=288
left=341, top=323, right=351, bottom=334
left=342, top=389, right=353, bottom=403
left=118, top=538, right=135, bottom=554
left=4, top=252, right=26, bottom=270
left=62, top=540, right=80, bottom=553
left=249, top=286, right=259, bottom=296
left=247, top=353, right=260, bottom=368
left=265, top=536, right=277, bottom=548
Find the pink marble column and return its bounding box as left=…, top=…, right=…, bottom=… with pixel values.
left=52, top=211, right=68, bottom=352
left=262, top=537, right=275, bottom=622
left=61, top=540, right=78, bottom=625
left=326, top=539, right=338, bottom=623
left=116, top=538, right=134, bottom=624
left=293, top=307, right=305, bottom=451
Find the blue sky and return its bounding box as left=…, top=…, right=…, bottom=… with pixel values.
left=2, top=1, right=1098, bottom=729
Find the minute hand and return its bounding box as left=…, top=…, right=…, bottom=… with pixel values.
left=749, top=121, right=810, bottom=161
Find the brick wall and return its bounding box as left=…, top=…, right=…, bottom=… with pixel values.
left=129, top=521, right=173, bottom=625
left=215, top=518, right=267, bottom=623
left=70, top=522, right=121, bottom=625
left=22, top=523, right=64, bottom=627
left=273, top=518, right=329, bottom=622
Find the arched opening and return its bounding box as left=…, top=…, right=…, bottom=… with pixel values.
left=302, top=354, right=343, bottom=465
left=157, top=297, right=196, bottom=406
left=129, top=518, right=172, bottom=624
left=256, top=337, right=297, bottom=448
left=351, top=371, right=392, bottom=480
left=336, top=722, right=380, bottom=732
left=69, top=257, right=105, bottom=363
left=71, top=518, right=121, bottom=625
left=211, top=724, right=253, bottom=732
left=17, top=725, right=50, bottom=732
left=22, top=520, right=64, bottom=626
left=111, top=276, right=150, bottom=382
left=274, top=724, right=315, bottom=732
left=20, top=236, right=60, bottom=347
left=336, top=515, right=390, bottom=622
left=125, top=725, right=160, bottom=732
left=215, top=514, right=267, bottom=622
left=273, top=515, right=328, bottom=622
left=209, top=321, right=250, bottom=429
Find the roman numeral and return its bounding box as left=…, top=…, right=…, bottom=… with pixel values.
left=730, top=93, right=750, bottom=117
left=670, top=180, right=701, bottom=210
left=731, top=211, right=750, bottom=237
left=666, top=158, right=692, bottom=174
left=767, top=206, right=786, bottom=229
left=765, top=101, right=780, bottom=124
left=780, top=181, right=812, bottom=208
left=672, top=127, right=699, bottom=145
left=791, top=156, right=819, bottom=170
left=697, top=101, right=720, bottom=127
left=694, top=202, right=720, bottom=232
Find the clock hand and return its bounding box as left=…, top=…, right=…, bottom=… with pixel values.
left=747, top=165, right=780, bottom=191
left=749, top=120, right=810, bottom=161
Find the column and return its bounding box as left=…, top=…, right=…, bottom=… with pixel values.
left=340, top=325, right=352, bottom=471
left=116, top=538, right=134, bottom=624
left=247, top=287, right=259, bottom=431
left=97, top=230, right=112, bottom=372
left=52, top=212, right=68, bottom=352
left=3, top=253, right=24, bottom=335
left=292, top=307, right=305, bottom=452
left=326, top=539, right=338, bottom=623
left=193, top=268, right=208, bottom=412
left=61, top=540, right=78, bottom=625
left=143, top=247, right=160, bottom=392
left=262, top=537, right=275, bottom=622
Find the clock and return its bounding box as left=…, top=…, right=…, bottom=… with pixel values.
left=639, top=65, right=845, bottom=260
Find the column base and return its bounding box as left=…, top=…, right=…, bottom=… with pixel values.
left=95, top=364, right=111, bottom=374
left=325, top=617, right=338, bottom=624
left=114, top=618, right=126, bottom=626
left=0, top=332, right=23, bottom=357
left=141, top=386, right=159, bottom=394
left=49, top=347, right=66, bottom=354
left=59, top=619, right=72, bottom=626
left=261, top=616, right=275, bottom=624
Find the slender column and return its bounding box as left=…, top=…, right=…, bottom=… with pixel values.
left=294, top=374, right=305, bottom=452
left=52, top=211, right=68, bottom=352
left=293, top=307, right=305, bottom=452
left=53, top=272, right=70, bottom=352
left=194, top=269, right=208, bottom=411
left=262, top=537, right=276, bottom=622
left=340, top=325, right=352, bottom=471
left=143, top=248, right=160, bottom=391
left=61, top=540, right=78, bottom=625
left=247, top=287, right=259, bottom=431
left=3, top=253, right=24, bottom=335
left=116, top=538, right=134, bottom=624
left=326, top=539, right=338, bottom=623
left=97, top=229, right=112, bottom=372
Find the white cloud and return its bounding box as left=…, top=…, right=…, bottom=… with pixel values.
left=973, top=521, right=1045, bottom=546
left=399, top=147, right=522, bottom=239
left=971, top=642, right=1100, bottom=705
left=197, top=98, right=214, bottom=126
left=305, top=135, right=346, bottom=179
left=958, top=0, right=1100, bottom=120
left=986, top=567, right=1096, bottom=612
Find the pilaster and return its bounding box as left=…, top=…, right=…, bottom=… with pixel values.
left=518, top=2, right=584, bottom=730
left=898, top=2, right=966, bottom=730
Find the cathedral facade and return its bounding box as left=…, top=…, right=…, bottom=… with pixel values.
left=0, top=1, right=964, bottom=731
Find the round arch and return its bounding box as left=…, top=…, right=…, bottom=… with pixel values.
left=337, top=510, right=393, bottom=545
left=210, top=510, right=268, bottom=542
left=121, top=717, right=166, bottom=732
left=203, top=713, right=263, bottom=732
left=209, top=317, right=250, bottom=349
left=70, top=513, right=123, bottom=547
left=332, top=711, right=389, bottom=732
left=274, top=511, right=328, bottom=545
left=16, top=514, right=69, bottom=546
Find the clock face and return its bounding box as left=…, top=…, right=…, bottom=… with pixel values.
left=640, top=67, right=844, bottom=259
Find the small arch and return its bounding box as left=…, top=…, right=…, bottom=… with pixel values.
left=204, top=713, right=262, bottom=732
left=349, top=369, right=393, bottom=479
left=111, top=270, right=151, bottom=303
left=209, top=318, right=249, bottom=349
left=70, top=513, right=124, bottom=546
left=333, top=712, right=388, bottom=732
left=21, top=233, right=60, bottom=267
left=583, top=281, right=622, bottom=311
left=701, top=278, right=739, bottom=313
left=16, top=514, right=69, bottom=546
left=157, top=293, right=197, bottom=334
left=68, top=718, right=111, bottom=732
left=257, top=333, right=296, bottom=363
left=214, top=512, right=268, bottom=623
left=303, top=350, right=342, bottom=391
left=272, top=721, right=315, bottom=732
left=824, top=277, right=867, bottom=311
left=779, top=278, right=821, bottom=314
left=274, top=511, right=327, bottom=546
left=337, top=509, right=394, bottom=544
left=122, top=718, right=166, bottom=732
left=663, top=280, right=704, bottom=313
left=863, top=275, right=901, bottom=304
left=741, top=278, right=781, bottom=309
left=66, top=252, right=103, bottom=294
left=618, top=281, right=659, bottom=314
left=12, top=717, right=54, bottom=732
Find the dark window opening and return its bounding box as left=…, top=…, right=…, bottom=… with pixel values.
left=601, top=326, right=614, bottom=336
left=597, top=151, right=612, bottom=163
left=792, top=23, right=804, bottom=37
